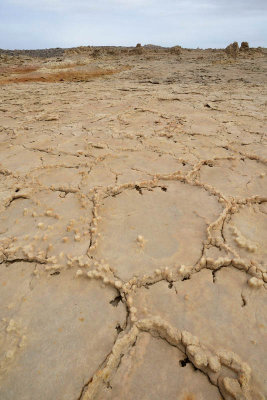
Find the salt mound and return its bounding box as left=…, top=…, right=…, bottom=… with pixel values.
left=225, top=41, right=239, bottom=58
left=240, top=41, right=249, bottom=52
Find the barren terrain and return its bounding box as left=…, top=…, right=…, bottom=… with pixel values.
left=0, top=45, right=266, bottom=400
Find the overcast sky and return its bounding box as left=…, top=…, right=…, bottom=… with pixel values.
left=1, top=0, right=266, bottom=49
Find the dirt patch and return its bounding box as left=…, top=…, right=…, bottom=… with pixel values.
left=0, top=66, right=39, bottom=75
left=0, top=66, right=130, bottom=85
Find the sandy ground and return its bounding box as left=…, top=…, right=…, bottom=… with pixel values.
left=0, top=45, right=266, bottom=400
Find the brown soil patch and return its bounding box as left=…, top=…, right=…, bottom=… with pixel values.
left=0, top=65, right=39, bottom=75
left=48, top=62, right=87, bottom=70
left=0, top=66, right=130, bottom=85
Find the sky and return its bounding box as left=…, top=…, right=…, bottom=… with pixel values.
left=0, top=0, right=266, bottom=50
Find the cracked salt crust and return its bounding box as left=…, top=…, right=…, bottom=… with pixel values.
left=0, top=46, right=266, bottom=400
left=231, top=225, right=258, bottom=252
left=92, top=181, right=222, bottom=280
left=94, top=333, right=222, bottom=400
left=0, top=266, right=125, bottom=400
left=132, top=268, right=266, bottom=395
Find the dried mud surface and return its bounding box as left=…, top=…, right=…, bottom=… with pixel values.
left=0, top=46, right=266, bottom=400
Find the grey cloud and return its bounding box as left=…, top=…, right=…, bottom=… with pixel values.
left=7, top=0, right=267, bottom=13
left=2, top=0, right=267, bottom=49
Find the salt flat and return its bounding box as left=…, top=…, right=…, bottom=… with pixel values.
left=0, top=44, right=266, bottom=400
